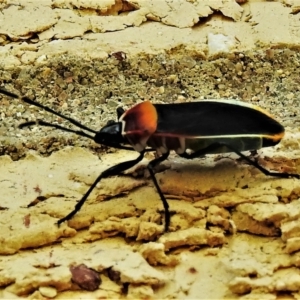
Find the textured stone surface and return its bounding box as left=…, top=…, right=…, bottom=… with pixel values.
left=1, top=0, right=300, bottom=299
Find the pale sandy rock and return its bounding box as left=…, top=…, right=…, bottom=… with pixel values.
left=0, top=34, right=7, bottom=44
left=0, top=291, right=21, bottom=299
left=194, top=187, right=278, bottom=208
left=127, top=284, right=154, bottom=299
left=139, top=208, right=164, bottom=224
left=91, top=248, right=166, bottom=285
left=71, top=172, right=146, bottom=199
left=236, top=202, right=289, bottom=224
left=20, top=52, right=39, bottom=65
left=283, top=0, right=298, bottom=5
left=229, top=268, right=300, bottom=294
left=286, top=237, right=300, bottom=254
left=0, top=148, right=95, bottom=209
left=232, top=210, right=280, bottom=236
left=89, top=217, right=141, bottom=239
left=130, top=0, right=199, bottom=28
left=0, top=143, right=299, bottom=297
left=5, top=265, right=72, bottom=296
left=204, top=14, right=256, bottom=52
left=52, top=0, right=116, bottom=10
left=249, top=2, right=296, bottom=45
left=156, top=250, right=234, bottom=299
left=0, top=4, right=57, bottom=40
left=0, top=52, right=21, bottom=69
left=222, top=234, right=291, bottom=277
left=99, top=274, right=122, bottom=294
left=0, top=242, right=166, bottom=296
left=139, top=242, right=179, bottom=266
left=0, top=147, right=145, bottom=210
left=0, top=212, right=76, bottom=255
left=158, top=156, right=252, bottom=198
left=192, top=0, right=214, bottom=17
left=215, top=0, right=243, bottom=21
left=240, top=293, right=277, bottom=300
left=136, top=221, right=164, bottom=240
left=84, top=22, right=202, bottom=55
left=281, top=219, right=300, bottom=241
left=289, top=0, right=300, bottom=13
left=229, top=277, right=266, bottom=294
left=130, top=0, right=243, bottom=27
left=5, top=0, right=53, bottom=5
left=89, top=9, right=147, bottom=32
left=158, top=228, right=225, bottom=250
left=39, top=9, right=89, bottom=40
left=57, top=289, right=120, bottom=299
left=0, top=0, right=299, bottom=70
left=88, top=218, right=163, bottom=241
left=195, top=176, right=300, bottom=208
left=167, top=201, right=206, bottom=229
left=285, top=199, right=300, bottom=219
left=274, top=131, right=300, bottom=154
left=37, top=23, right=197, bottom=59
left=207, top=205, right=231, bottom=230
left=1, top=1, right=299, bottom=66
left=37, top=40, right=109, bottom=61
left=194, top=0, right=244, bottom=21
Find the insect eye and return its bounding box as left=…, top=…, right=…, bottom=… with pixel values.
left=106, top=120, right=116, bottom=126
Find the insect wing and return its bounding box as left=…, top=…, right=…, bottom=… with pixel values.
left=153, top=100, right=284, bottom=142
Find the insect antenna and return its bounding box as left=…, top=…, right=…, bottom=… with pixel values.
left=19, top=120, right=95, bottom=140
left=0, top=88, right=98, bottom=136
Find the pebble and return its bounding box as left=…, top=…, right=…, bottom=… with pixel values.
left=39, top=286, right=57, bottom=298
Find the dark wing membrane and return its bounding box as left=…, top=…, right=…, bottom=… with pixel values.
left=154, top=101, right=284, bottom=137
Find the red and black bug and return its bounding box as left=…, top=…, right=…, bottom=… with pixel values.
left=0, top=88, right=299, bottom=231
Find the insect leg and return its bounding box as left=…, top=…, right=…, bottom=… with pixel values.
left=180, top=142, right=299, bottom=179
left=222, top=143, right=300, bottom=179
left=147, top=152, right=170, bottom=232
left=57, top=151, right=146, bottom=225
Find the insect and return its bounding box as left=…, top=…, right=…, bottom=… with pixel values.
left=0, top=88, right=299, bottom=231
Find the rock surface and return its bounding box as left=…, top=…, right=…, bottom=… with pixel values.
left=1, top=0, right=300, bottom=298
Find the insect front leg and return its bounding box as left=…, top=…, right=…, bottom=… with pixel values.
left=57, top=151, right=146, bottom=225
left=146, top=151, right=170, bottom=232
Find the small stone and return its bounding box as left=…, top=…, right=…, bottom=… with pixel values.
left=39, top=286, right=57, bottom=298
left=70, top=264, right=101, bottom=291
left=235, top=62, right=243, bottom=72
left=158, top=86, right=165, bottom=94
left=107, top=268, right=121, bottom=282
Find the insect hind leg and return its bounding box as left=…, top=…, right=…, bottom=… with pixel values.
left=147, top=151, right=170, bottom=232
left=224, top=144, right=299, bottom=179
left=180, top=142, right=299, bottom=179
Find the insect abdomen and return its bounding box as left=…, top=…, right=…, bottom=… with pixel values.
left=147, top=135, right=278, bottom=155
